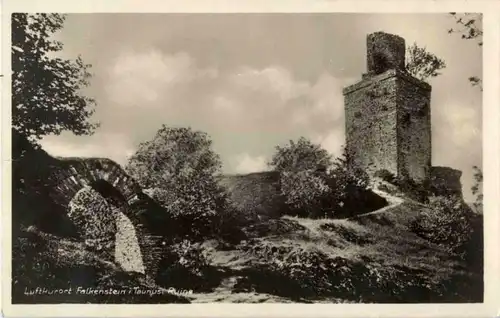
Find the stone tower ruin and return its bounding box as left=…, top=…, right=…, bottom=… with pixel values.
left=343, top=32, right=432, bottom=182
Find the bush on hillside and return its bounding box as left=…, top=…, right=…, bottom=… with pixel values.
left=237, top=239, right=442, bottom=302
left=397, top=178, right=430, bottom=203
left=410, top=195, right=475, bottom=257
left=219, top=172, right=285, bottom=221
left=213, top=206, right=250, bottom=245
left=471, top=165, right=483, bottom=213
left=325, top=152, right=386, bottom=218
left=268, top=137, right=333, bottom=218
left=12, top=233, right=84, bottom=297
left=269, top=139, right=380, bottom=219
left=279, top=169, right=332, bottom=218
left=155, top=239, right=214, bottom=292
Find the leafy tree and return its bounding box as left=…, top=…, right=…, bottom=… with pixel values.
left=278, top=169, right=331, bottom=218
left=448, top=13, right=483, bottom=46
left=406, top=13, right=482, bottom=90
left=12, top=13, right=98, bottom=144
left=329, top=147, right=370, bottom=191
left=126, top=126, right=228, bottom=238
left=448, top=12, right=483, bottom=90
left=405, top=42, right=446, bottom=82
left=326, top=147, right=380, bottom=217
left=268, top=138, right=377, bottom=218
left=268, top=137, right=333, bottom=218
left=471, top=165, right=483, bottom=213
left=268, top=137, right=332, bottom=173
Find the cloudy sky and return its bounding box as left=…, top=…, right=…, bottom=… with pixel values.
left=39, top=13, right=482, bottom=201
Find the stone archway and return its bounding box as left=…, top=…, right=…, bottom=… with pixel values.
left=68, top=184, right=145, bottom=274
left=49, top=157, right=165, bottom=279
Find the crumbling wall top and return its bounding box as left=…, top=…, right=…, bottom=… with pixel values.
left=367, top=32, right=406, bottom=75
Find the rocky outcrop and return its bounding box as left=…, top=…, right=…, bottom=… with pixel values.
left=430, top=166, right=463, bottom=198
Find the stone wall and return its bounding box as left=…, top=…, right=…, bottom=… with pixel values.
left=218, top=171, right=286, bottom=221
left=367, top=32, right=406, bottom=75
left=344, top=70, right=399, bottom=176
left=114, top=209, right=146, bottom=273
left=430, top=166, right=463, bottom=198
left=396, top=73, right=432, bottom=182
left=68, top=186, right=117, bottom=260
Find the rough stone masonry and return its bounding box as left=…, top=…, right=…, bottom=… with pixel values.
left=343, top=32, right=432, bottom=183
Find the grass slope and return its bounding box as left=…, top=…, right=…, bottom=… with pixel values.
left=12, top=226, right=190, bottom=304
left=187, top=198, right=482, bottom=303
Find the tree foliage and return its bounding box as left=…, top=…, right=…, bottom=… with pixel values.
left=411, top=195, right=475, bottom=258
left=448, top=13, right=483, bottom=46
left=126, top=126, right=228, bottom=238
left=471, top=165, right=483, bottom=213
left=12, top=13, right=98, bottom=143
left=268, top=138, right=377, bottom=218
left=405, top=42, right=446, bottom=82
left=268, top=137, right=333, bottom=217
left=448, top=12, right=483, bottom=90
left=268, top=137, right=332, bottom=173
left=328, top=148, right=371, bottom=209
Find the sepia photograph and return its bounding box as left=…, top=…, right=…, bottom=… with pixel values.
left=2, top=1, right=498, bottom=317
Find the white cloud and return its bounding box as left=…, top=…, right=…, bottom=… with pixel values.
left=213, top=66, right=348, bottom=134
left=231, top=66, right=310, bottom=102
left=212, top=95, right=241, bottom=114
left=43, top=50, right=352, bottom=176
left=312, top=130, right=345, bottom=157
left=446, top=106, right=481, bottom=145
left=40, top=132, right=134, bottom=167
left=233, top=153, right=268, bottom=174
left=105, top=50, right=218, bottom=106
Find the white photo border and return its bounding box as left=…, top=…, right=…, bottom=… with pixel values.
left=1, top=1, right=499, bottom=317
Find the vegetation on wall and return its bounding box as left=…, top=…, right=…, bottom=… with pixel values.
left=405, top=43, right=446, bottom=82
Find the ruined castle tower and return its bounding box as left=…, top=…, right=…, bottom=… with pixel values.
left=343, top=32, right=432, bottom=182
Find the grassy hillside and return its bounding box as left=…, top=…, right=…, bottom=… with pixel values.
left=184, top=197, right=482, bottom=303
left=12, top=226, right=190, bottom=304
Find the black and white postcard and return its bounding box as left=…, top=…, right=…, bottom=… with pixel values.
left=1, top=1, right=499, bottom=317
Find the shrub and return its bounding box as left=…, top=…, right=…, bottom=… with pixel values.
left=372, top=167, right=430, bottom=203
left=12, top=234, right=76, bottom=298
left=155, top=239, right=213, bottom=291
left=396, top=178, right=430, bottom=203
left=271, top=249, right=334, bottom=295
left=325, top=151, right=386, bottom=218
left=237, top=243, right=334, bottom=298
left=268, top=137, right=333, bottom=218
left=126, top=126, right=229, bottom=240
left=410, top=195, right=475, bottom=257
left=213, top=206, right=249, bottom=245
left=239, top=239, right=439, bottom=302
left=269, top=139, right=378, bottom=219
left=471, top=166, right=483, bottom=213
